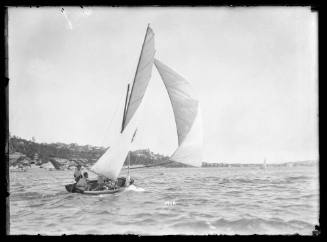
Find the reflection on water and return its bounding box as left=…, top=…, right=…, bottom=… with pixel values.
left=9, top=166, right=319, bottom=235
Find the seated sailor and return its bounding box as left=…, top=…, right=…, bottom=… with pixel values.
left=74, top=164, right=83, bottom=182
left=76, top=172, right=90, bottom=191
left=125, top=175, right=130, bottom=187
left=95, top=175, right=106, bottom=191
left=104, top=179, right=117, bottom=190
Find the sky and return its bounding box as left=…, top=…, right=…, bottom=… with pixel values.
left=8, top=7, right=318, bottom=163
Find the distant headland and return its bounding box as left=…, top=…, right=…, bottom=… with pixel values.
left=7, top=135, right=189, bottom=170
left=8, top=135, right=317, bottom=170
left=202, top=160, right=317, bottom=168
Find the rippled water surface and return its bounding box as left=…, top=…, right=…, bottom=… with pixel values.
left=9, top=166, right=319, bottom=235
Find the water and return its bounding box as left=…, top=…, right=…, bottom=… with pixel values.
left=9, top=166, right=319, bottom=235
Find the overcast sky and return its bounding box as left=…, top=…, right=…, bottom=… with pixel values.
left=9, top=7, right=318, bottom=163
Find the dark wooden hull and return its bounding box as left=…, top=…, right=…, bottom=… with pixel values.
left=65, top=177, right=134, bottom=195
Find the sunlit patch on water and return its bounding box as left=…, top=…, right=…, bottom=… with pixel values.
left=9, top=166, right=319, bottom=235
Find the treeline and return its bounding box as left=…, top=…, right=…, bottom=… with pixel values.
left=127, top=149, right=168, bottom=166
left=8, top=135, right=187, bottom=167
left=126, top=149, right=190, bottom=167
left=9, top=136, right=106, bottom=164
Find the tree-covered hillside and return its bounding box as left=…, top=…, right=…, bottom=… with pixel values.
left=9, top=136, right=106, bottom=164
left=8, top=135, right=188, bottom=168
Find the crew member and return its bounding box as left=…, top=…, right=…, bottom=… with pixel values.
left=76, top=172, right=90, bottom=191
left=95, top=175, right=105, bottom=191
left=74, top=164, right=83, bottom=182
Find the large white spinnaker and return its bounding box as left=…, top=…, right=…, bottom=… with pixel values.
left=91, top=26, right=155, bottom=180
left=154, top=59, right=203, bottom=167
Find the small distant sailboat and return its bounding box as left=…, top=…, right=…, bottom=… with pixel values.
left=262, top=158, right=267, bottom=170
left=65, top=24, right=203, bottom=195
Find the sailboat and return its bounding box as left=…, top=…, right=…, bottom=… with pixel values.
left=262, top=158, right=267, bottom=170
left=65, top=25, right=203, bottom=195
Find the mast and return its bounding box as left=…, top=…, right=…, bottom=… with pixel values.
left=91, top=25, right=154, bottom=180
left=121, top=84, right=130, bottom=133
left=122, top=24, right=150, bottom=132
left=127, top=151, right=130, bottom=177
left=128, top=128, right=137, bottom=177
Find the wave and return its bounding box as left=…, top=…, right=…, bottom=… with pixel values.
left=212, top=217, right=313, bottom=233
left=126, top=185, right=145, bottom=192
left=279, top=203, right=313, bottom=209
left=166, top=216, right=315, bottom=234
left=10, top=191, right=68, bottom=202
left=168, top=217, right=314, bottom=235
left=171, top=220, right=213, bottom=231
left=10, top=191, right=40, bottom=200
left=219, top=178, right=272, bottom=184
left=216, top=176, right=310, bottom=186
left=284, top=175, right=309, bottom=182
left=9, top=167, right=318, bottom=235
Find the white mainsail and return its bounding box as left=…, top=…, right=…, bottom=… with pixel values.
left=154, top=59, right=203, bottom=167
left=122, top=26, right=155, bottom=131
left=91, top=26, right=155, bottom=179
left=91, top=115, right=138, bottom=179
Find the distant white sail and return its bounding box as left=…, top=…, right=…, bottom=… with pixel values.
left=154, top=59, right=203, bottom=167
left=91, top=26, right=155, bottom=179
left=123, top=26, right=155, bottom=131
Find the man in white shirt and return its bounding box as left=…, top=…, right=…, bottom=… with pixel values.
left=76, top=172, right=89, bottom=191
left=74, top=164, right=82, bottom=182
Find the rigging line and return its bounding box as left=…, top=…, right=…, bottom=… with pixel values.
left=98, top=88, right=126, bottom=148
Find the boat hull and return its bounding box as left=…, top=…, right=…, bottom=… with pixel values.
left=65, top=177, right=133, bottom=195
left=65, top=184, right=124, bottom=195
